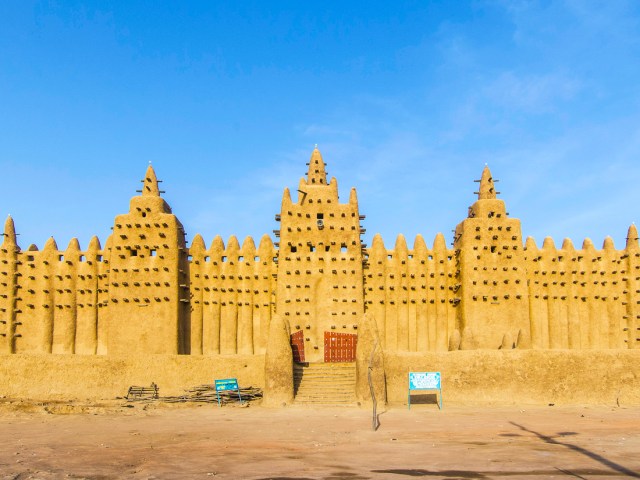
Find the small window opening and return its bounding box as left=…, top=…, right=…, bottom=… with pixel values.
left=291, top=246, right=297, bottom=253
left=130, top=250, right=137, bottom=257
left=27, top=255, right=35, bottom=262
left=149, top=249, right=156, bottom=257
left=325, top=245, right=331, bottom=252
left=204, top=256, right=210, bottom=262
left=97, top=255, right=103, bottom=262
left=428, top=255, right=433, bottom=260
left=488, top=211, right=495, bottom=218
left=188, top=255, right=192, bottom=261
left=79, top=255, right=85, bottom=262
left=490, top=246, right=497, bottom=253
left=341, top=244, right=347, bottom=253
left=141, top=212, right=146, bottom=217
left=309, top=245, right=315, bottom=252
left=408, top=254, right=413, bottom=259
left=387, top=254, right=393, bottom=260
left=59, top=255, right=64, bottom=261
left=222, top=256, right=227, bottom=262
left=238, top=256, right=244, bottom=262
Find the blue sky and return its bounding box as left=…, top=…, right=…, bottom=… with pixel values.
left=1, top=1, right=639, bottom=252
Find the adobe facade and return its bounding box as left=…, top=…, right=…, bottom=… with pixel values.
left=1, top=148, right=639, bottom=358
left=1, top=147, right=639, bottom=405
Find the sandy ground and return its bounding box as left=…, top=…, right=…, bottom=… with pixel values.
left=0, top=399, right=639, bottom=480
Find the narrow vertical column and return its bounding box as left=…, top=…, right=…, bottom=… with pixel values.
left=367, top=234, right=386, bottom=348
left=624, top=225, right=639, bottom=349
left=581, top=239, right=600, bottom=348
left=395, top=235, right=409, bottom=352
left=562, top=239, right=581, bottom=349
left=237, top=236, right=255, bottom=354
left=75, top=237, right=101, bottom=354
left=96, top=236, right=110, bottom=354
left=188, top=234, right=206, bottom=355
left=602, top=237, right=623, bottom=349
left=16, top=245, right=40, bottom=353
left=525, top=237, right=544, bottom=348
left=204, top=236, right=224, bottom=354
left=426, top=243, right=437, bottom=350
left=40, top=237, right=57, bottom=353
left=254, top=234, right=275, bottom=354
left=220, top=236, right=239, bottom=354
left=445, top=245, right=457, bottom=346
left=413, top=235, right=429, bottom=352
left=384, top=243, right=398, bottom=351
left=0, top=216, right=19, bottom=353
left=52, top=239, right=79, bottom=353
left=433, top=233, right=449, bottom=351
left=554, top=239, right=570, bottom=349
left=541, top=237, right=560, bottom=349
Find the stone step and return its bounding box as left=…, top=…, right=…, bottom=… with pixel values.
left=293, top=362, right=357, bottom=406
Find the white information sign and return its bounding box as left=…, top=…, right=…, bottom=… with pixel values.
left=408, top=371, right=442, bottom=410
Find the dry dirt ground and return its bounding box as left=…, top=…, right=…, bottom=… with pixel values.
left=0, top=399, right=639, bottom=480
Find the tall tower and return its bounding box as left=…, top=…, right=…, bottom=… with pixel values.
left=105, top=165, right=190, bottom=355
left=275, top=148, right=365, bottom=363
left=453, top=166, right=529, bottom=349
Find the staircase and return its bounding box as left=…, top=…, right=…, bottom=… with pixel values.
left=293, top=362, right=357, bottom=405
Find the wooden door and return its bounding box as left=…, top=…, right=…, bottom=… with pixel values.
left=324, top=332, right=357, bottom=362
left=290, top=330, right=305, bottom=363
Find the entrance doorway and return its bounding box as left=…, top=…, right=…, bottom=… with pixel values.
left=324, top=332, right=357, bottom=362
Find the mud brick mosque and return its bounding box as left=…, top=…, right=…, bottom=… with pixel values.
left=1, top=147, right=639, bottom=405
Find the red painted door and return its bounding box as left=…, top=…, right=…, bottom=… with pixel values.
left=290, top=330, right=305, bottom=363
left=324, top=332, right=357, bottom=362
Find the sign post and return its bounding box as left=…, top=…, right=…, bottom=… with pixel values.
left=214, top=378, right=243, bottom=407
left=408, top=372, right=442, bottom=410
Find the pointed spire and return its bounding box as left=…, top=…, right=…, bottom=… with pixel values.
left=257, top=234, right=275, bottom=257
left=394, top=234, right=408, bottom=258
left=626, top=224, right=638, bottom=250
left=413, top=234, right=428, bottom=255
left=542, top=236, right=556, bottom=250
left=190, top=233, right=206, bottom=252
left=369, top=234, right=386, bottom=261
left=225, top=235, right=240, bottom=255
left=524, top=236, right=538, bottom=251
left=66, top=238, right=81, bottom=252
left=44, top=236, right=58, bottom=251
left=371, top=233, right=385, bottom=251
left=602, top=236, right=615, bottom=251
left=210, top=235, right=225, bottom=254
left=582, top=238, right=595, bottom=252
left=478, top=165, right=497, bottom=200
left=307, top=147, right=327, bottom=185
left=349, top=187, right=358, bottom=204
left=87, top=236, right=102, bottom=251
left=2, top=215, right=16, bottom=246
left=433, top=232, right=447, bottom=251
left=142, top=164, right=161, bottom=197
left=561, top=238, right=575, bottom=251
left=282, top=187, right=292, bottom=206
left=241, top=236, right=256, bottom=256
